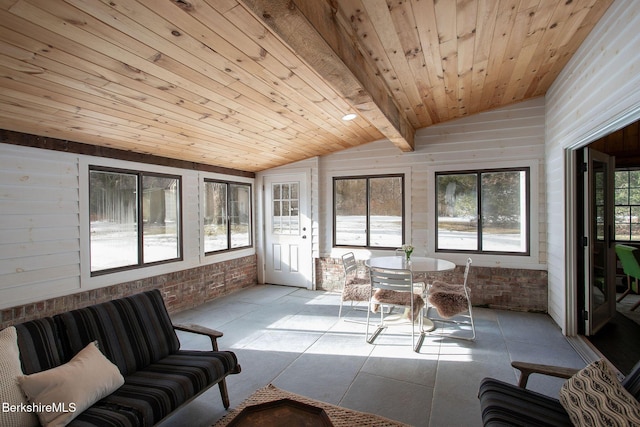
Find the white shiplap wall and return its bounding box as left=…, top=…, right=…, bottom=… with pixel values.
left=0, top=143, right=255, bottom=309
left=0, top=145, right=81, bottom=304
left=545, top=0, right=640, bottom=333
left=271, top=97, right=546, bottom=272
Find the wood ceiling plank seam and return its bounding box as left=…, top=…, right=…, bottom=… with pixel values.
left=531, top=0, right=611, bottom=96
left=133, top=0, right=361, bottom=128
left=468, top=0, right=499, bottom=115
left=91, top=0, right=353, bottom=136
left=0, top=90, right=279, bottom=162
left=434, top=0, right=460, bottom=117
left=455, top=0, right=478, bottom=118
left=238, top=0, right=414, bottom=151
left=361, top=0, right=425, bottom=126
left=223, top=2, right=373, bottom=118
left=387, top=0, right=437, bottom=126
left=11, top=0, right=297, bottom=131
left=0, top=48, right=319, bottom=164
left=412, top=0, right=449, bottom=123
left=0, top=114, right=273, bottom=171
left=220, top=4, right=362, bottom=119
left=334, top=0, right=423, bottom=128
left=0, top=41, right=292, bottom=148
left=62, top=0, right=240, bottom=89
left=520, top=0, right=581, bottom=98
left=493, top=3, right=538, bottom=106
left=478, top=0, right=518, bottom=111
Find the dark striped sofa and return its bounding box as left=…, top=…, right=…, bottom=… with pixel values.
left=478, top=360, right=640, bottom=426
left=14, top=289, right=241, bottom=426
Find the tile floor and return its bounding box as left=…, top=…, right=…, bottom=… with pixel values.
left=159, top=285, right=587, bottom=427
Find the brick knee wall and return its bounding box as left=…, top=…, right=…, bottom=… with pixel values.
left=1, top=255, right=258, bottom=329
left=315, top=257, right=548, bottom=312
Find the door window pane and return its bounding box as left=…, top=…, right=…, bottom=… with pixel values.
left=272, top=182, right=300, bottom=235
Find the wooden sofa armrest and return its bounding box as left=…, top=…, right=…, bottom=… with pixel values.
left=511, top=361, right=580, bottom=388
left=173, top=323, right=224, bottom=351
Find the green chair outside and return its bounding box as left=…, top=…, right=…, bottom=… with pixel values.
left=614, top=244, right=640, bottom=311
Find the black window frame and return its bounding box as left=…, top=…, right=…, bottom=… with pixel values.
left=614, top=168, right=640, bottom=242
left=333, top=174, right=406, bottom=249
left=435, top=167, right=530, bottom=255
left=89, top=166, right=183, bottom=276
left=203, top=179, right=253, bottom=255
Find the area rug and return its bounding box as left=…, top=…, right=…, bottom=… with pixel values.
left=213, top=384, right=410, bottom=427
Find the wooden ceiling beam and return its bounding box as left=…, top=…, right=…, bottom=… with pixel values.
left=237, top=0, right=415, bottom=152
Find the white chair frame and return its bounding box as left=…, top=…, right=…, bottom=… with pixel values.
left=366, top=266, right=423, bottom=352
left=426, top=257, right=475, bottom=341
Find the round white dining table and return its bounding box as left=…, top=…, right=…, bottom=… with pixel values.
left=366, top=255, right=456, bottom=273
left=365, top=255, right=456, bottom=333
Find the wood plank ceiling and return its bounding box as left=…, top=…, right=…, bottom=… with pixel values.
left=0, top=0, right=614, bottom=172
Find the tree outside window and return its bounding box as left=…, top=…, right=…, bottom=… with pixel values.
left=334, top=175, right=404, bottom=248
left=203, top=180, right=252, bottom=253
left=614, top=169, right=640, bottom=241
left=436, top=168, right=529, bottom=254
left=89, top=168, right=182, bottom=274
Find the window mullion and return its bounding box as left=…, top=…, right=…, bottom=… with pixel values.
left=366, top=178, right=371, bottom=247
left=477, top=172, right=483, bottom=252
left=226, top=183, right=232, bottom=250
left=137, top=173, right=144, bottom=267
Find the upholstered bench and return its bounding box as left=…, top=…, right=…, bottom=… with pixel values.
left=2, top=289, right=240, bottom=427
left=478, top=359, right=640, bottom=426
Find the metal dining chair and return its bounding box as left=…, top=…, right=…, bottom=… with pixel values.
left=426, top=257, right=475, bottom=341
left=338, top=252, right=371, bottom=319
left=366, top=266, right=424, bottom=352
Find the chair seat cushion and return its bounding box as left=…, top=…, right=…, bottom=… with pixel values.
left=478, top=377, right=572, bottom=427
left=343, top=283, right=371, bottom=301
left=429, top=281, right=469, bottom=318
left=372, top=289, right=423, bottom=320
left=68, top=350, right=239, bottom=427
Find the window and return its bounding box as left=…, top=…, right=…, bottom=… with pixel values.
left=614, top=169, right=640, bottom=241
left=89, top=167, right=182, bottom=274
left=272, top=182, right=299, bottom=235
left=436, top=168, right=529, bottom=254
left=204, top=180, right=252, bottom=253
left=334, top=175, right=404, bottom=248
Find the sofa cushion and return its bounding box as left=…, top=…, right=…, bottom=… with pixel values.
left=478, top=377, right=572, bottom=427
left=14, top=317, right=65, bottom=374
left=57, top=289, right=180, bottom=376
left=0, top=326, right=39, bottom=427
left=18, top=341, right=125, bottom=427
left=559, top=359, right=640, bottom=426
left=67, top=350, right=239, bottom=427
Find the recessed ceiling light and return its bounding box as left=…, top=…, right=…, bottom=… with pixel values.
left=342, top=113, right=357, bottom=121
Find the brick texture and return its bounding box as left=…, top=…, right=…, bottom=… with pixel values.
left=1, top=255, right=257, bottom=330
left=315, top=257, right=548, bottom=312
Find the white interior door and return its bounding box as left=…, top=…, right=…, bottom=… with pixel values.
left=264, top=173, right=312, bottom=288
